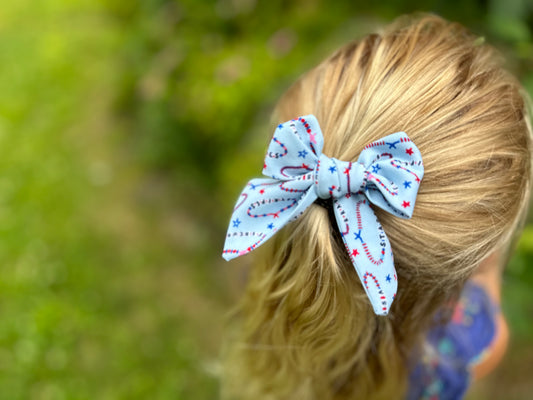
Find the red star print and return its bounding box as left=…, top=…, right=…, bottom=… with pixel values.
left=405, top=148, right=414, bottom=156
left=259, top=189, right=265, bottom=194
left=273, top=212, right=280, bottom=218
left=415, top=177, right=421, bottom=183
left=402, top=201, right=410, bottom=208
left=263, top=163, right=267, bottom=170
left=344, top=167, right=350, bottom=174
left=352, top=249, right=359, bottom=257
left=302, top=163, right=309, bottom=169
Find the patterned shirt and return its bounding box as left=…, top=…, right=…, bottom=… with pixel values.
left=407, top=282, right=498, bottom=400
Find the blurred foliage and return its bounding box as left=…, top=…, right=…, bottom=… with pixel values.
left=0, top=0, right=532, bottom=399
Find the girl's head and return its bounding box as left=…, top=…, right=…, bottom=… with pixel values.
left=223, top=14, right=531, bottom=400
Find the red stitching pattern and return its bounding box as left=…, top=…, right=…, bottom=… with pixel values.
left=363, top=140, right=386, bottom=150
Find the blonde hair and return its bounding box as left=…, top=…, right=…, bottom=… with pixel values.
left=222, top=14, right=532, bottom=400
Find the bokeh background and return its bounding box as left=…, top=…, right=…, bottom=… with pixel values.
left=1, top=0, right=533, bottom=399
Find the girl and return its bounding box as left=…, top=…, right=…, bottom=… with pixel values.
left=221, top=14, right=531, bottom=400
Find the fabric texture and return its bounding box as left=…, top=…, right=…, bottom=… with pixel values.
left=222, top=115, right=424, bottom=315
left=407, top=282, right=498, bottom=400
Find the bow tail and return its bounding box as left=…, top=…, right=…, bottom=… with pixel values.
left=333, top=194, right=398, bottom=315
left=222, top=178, right=317, bottom=261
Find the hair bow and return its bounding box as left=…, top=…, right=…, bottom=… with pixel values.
left=222, top=115, right=424, bottom=315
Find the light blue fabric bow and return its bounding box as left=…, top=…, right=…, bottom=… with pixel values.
left=222, top=115, right=424, bottom=315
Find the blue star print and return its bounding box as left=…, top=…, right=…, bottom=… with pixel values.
left=267, top=223, right=274, bottom=229
left=233, top=218, right=241, bottom=228
left=372, top=164, right=381, bottom=173
left=329, top=165, right=337, bottom=173
left=386, top=274, right=391, bottom=283
left=298, top=150, right=308, bottom=158
left=354, top=230, right=363, bottom=243
left=386, top=140, right=400, bottom=149
left=403, top=180, right=412, bottom=189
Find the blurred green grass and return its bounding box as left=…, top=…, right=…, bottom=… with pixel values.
left=0, top=0, right=532, bottom=399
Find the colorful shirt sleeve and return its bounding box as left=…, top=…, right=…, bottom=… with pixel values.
left=407, top=281, right=499, bottom=400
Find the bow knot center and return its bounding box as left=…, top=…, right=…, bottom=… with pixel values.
left=314, top=154, right=367, bottom=199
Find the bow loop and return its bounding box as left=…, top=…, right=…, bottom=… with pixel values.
left=262, top=117, right=324, bottom=180
left=360, top=132, right=424, bottom=219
